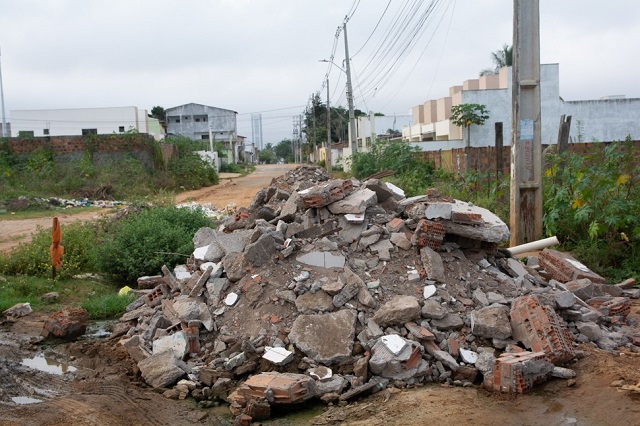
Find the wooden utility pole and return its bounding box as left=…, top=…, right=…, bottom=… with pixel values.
left=510, top=0, right=542, bottom=246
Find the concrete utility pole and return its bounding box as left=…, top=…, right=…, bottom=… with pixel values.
left=343, top=20, right=357, bottom=155
left=0, top=47, right=7, bottom=138
left=326, top=79, right=332, bottom=173
left=510, top=0, right=542, bottom=246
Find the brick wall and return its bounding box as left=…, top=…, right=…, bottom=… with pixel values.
left=6, top=134, right=163, bottom=169
left=417, top=140, right=640, bottom=176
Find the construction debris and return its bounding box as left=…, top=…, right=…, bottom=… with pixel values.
left=109, top=165, right=640, bottom=422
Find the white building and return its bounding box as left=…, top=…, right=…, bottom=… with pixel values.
left=10, top=106, right=164, bottom=140
left=403, top=64, right=640, bottom=150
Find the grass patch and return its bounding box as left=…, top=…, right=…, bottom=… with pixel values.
left=81, top=292, right=136, bottom=320
left=0, top=274, right=130, bottom=319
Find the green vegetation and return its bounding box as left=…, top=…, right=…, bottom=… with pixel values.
left=0, top=134, right=219, bottom=202
left=81, top=292, right=136, bottom=319
left=543, top=137, right=640, bottom=282
left=0, top=274, right=134, bottom=318
left=91, top=205, right=212, bottom=283
left=219, top=162, right=256, bottom=175
left=0, top=205, right=213, bottom=317
left=0, top=222, right=99, bottom=279
left=349, top=141, right=435, bottom=197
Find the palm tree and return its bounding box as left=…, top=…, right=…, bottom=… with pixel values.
left=480, top=44, right=513, bottom=76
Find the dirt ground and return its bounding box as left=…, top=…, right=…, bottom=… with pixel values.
left=2, top=163, right=640, bottom=425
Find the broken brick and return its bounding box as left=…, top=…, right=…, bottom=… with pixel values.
left=510, top=295, right=575, bottom=365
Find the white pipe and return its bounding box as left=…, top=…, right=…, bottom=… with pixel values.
left=507, top=236, right=559, bottom=256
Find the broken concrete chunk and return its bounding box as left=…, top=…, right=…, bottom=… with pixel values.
left=3, top=302, right=32, bottom=318
left=296, top=251, right=345, bottom=269
left=460, top=348, right=479, bottom=364
left=295, top=290, right=334, bottom=314
left=288, top=309, right=357, bottom=365
left=369, top=336, right=424, bottom=380
left=328, top=188, right=377, bottom=214
left=244, top=234, right=276, bottom=267
left=308, top=366, right=333, bottom=381
left=420, top=246, right=446, bottom=282
left=421, top=299, right=447, bottom=320
left=433, top=350, right=459, bottom=372
left=390, top=232, right=412, bottom=250
left=431, top=313, right=464, bottom=331
left=423, top=285, right=437, bottom=299
left=441, top=200, right=510, bottom=243
left=138, top=352, right=187, bottom=388
left=471, top=305, right=512, bottom=340
left=224, top=293, right=239, bottom=306
left=380, top=334, right=408, bottom=356
left=262, top=347, right=294, bottom=366
left=372, top=295, right=421, bottom=327
left=425, top=202, right=453, bottom=220
left=554, top=291, right=576, bottom=309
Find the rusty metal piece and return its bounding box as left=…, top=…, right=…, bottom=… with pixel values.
left=238, top=372, right=317, bottom=404
left=510, top=295, right=575, bottom=365
left=412, top=219, right=446, bottom=250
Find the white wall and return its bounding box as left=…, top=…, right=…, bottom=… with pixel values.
left=10, top=106, right=148, bottom=137
left=563, top=98, right=640, bottom=143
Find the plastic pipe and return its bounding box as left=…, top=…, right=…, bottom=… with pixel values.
left=507, top=236, right=559, bottom=256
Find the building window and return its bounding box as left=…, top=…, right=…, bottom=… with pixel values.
left=18, top=130, right=34, bottom=138
left=82, top=129, right=98, bottom=135
left=201, top=135, right=209, bottom=140
left=119, top=126, right=125, bottom=132
left=175, top=118, right=180, bottom=123
left=43, top=129, right=49, bottom=135
left=195, top=118, right=200, bottom=122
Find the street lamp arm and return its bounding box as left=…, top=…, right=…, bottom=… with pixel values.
left=319, top=59, right=346, bottom=74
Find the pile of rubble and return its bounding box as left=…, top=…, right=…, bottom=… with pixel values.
left=112, top=165, right=640, bottom=423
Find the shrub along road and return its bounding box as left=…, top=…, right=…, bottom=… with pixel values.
left=0, top=163, right=298, bottom=254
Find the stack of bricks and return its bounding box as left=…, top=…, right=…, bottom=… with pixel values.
left=486, top=351, right=553, bottom=393
left=412, top=219, right=446, bottom=250
left=539, top=249, right=605, bottom=284
left=510, top=295, right=575, bottom=365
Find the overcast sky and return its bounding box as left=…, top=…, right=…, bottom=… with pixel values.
left=1, top=0, right=638, bottom=143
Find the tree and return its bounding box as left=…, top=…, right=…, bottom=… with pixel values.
left=274, top=139, right=294, bottom=163
left=150, top=106, right=166, bottom=121
left=480, top=44, right=513, bottom=76
left=258, top=143, right=276, bottom=164
left=450, top=104, right=490, bottom=171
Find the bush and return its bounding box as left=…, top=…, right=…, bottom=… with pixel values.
left=92, top=206, right=212, bottom=283
left=350, top=141, right=435, bottom=196
left=0, top=221, right=99, bottom=279
left=165, top=136, right=219, bottom=190
left=543, top=137, right=640, bottom=281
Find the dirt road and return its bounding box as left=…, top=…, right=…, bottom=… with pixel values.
left=175, top=163, right=297, bottom=207
left=0, top=164, right=297, bottom=254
